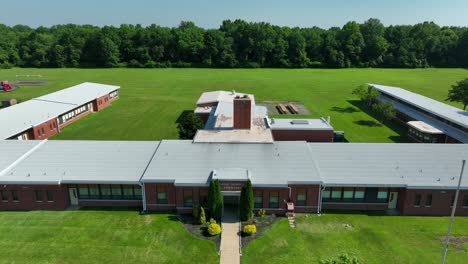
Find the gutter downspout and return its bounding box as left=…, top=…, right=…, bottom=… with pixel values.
left=137, top=141, right=162, bottom=214
left=140, top=182, right=147, bottom=213
left=317, top=184, right=325, bottom=215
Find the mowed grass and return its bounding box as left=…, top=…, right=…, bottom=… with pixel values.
left=241, top=213, right=468, bottom=264
left=0, top=68, right=467, bottom=142
left=0, top=210, right=218, bottom=264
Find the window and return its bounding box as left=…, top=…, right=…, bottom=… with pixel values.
left=46, top=191, right=54, bottom=202
left=377, top=191, right=388, bottom=200
left=343, top=190, right=354, bottom=199
left=199, top=192, right=208, bottom=207
left=0, top=190, right=8, bottom=201
left=254, top=191, right=263, bottom=208
left=463, top=195, right=468, bottom=207
left=35, top=190, right=42, bottom=202
left=269, top=192, right=279, bottom=208
left=331, top=189, right=342, bottom=199
left=89, top=187, right=100, bottom=199
left=157, top=192, right=168, bottom=204
left=41, top=128, right=45, bottom=134
left=100, top=185, right=112, bottom=199
left=49, top=124, right=53, bottom=130
left=78, top=186, right=90, bottom=199
left=122, top=186, right=134, bottom=199
left=425, top=194, right=432, bottom=207
left=297, top=191, right=306, bottom=206
left=134, top=187, right=142, bottom=199
left=321, top=189, right=331, bottom=199
left=354, top=190, right=365, bottom=199
left=183, top=190, right=192, bottom=207
left=111, top=185, right=123, bottom=198
left=11, top=191, right=18, bottom=201
left=414, top=194, right=421, bottom=206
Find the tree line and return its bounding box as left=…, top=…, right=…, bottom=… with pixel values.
left=1, top=18, right=468, bottom=69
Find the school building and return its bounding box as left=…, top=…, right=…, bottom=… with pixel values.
left=0, top=82, right=119, bottom=140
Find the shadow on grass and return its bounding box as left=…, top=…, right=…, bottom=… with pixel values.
left=330, top=106, right=360, bottom=113
left=175, top=110, right=194, bottom=124
left=354, top=120, right=382, bottom=127
left=348, top=100, right=410, bottom=143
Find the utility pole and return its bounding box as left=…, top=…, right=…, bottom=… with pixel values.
left=441, top=159, right=466, bottom=264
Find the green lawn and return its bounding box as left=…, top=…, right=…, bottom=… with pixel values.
left=0, top=210, right=218, bottom=264
left=242, top=213, right=468, bottom=264
left=0, top=68, right=467, bottom=142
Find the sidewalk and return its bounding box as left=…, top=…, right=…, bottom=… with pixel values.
left=219, top=206, right=240, bottom=264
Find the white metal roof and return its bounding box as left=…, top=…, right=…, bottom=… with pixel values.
left=142, top=140, right=321, bottom=186
left=407, top=121, right=443, bottom=134
left=308, top=143, right=468, bottom=189
left=0, top=140, right=41, bottom=175
left=0, top=140, right=159, bottom=185
left=369, top=84, right=468, bottom=129
left=34, top=82, right=119, bottom=105
left=196, top=91, right=255, bottom=105
left=0, top=100, right=76, bottom=139
left=267, top=117, right=333, bottom=130
left=0, top=82, right=120, bottom=139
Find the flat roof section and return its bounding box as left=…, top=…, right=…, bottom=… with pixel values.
left=0, top=100, right=76, bottom=139
left=267, top=117, right=333, bottom=131
left=308, top=143, right=468, bottom=189
left=369, top=84, right=468, bottom=129
left=196, top=91, right=255, bottom=106
left=0, top=140, right=160, bottom=185
left=35, top=82, right=120, bottom=105
left=407, top=121, right=443, bottom=134
left=142, top=140, right=322, bottom=186
left=0, top=140, right=42, bottom=175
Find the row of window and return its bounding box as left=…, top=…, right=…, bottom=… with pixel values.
left=408, top=128, right=441, bottom=143
left=35, top=190, right=54, bottom=202
left=77, top=185, right=142, bottom=200
left=109, top=91, right=118, bottom=99
left=60, top=105, right=89, bottom=124
left=322, top=188, right=388, bottom=202
left=413, top=193, right=468, bottom=207
left=0, top=190, right=18, bottom=201
left=254, top=191, right=279, bottom=208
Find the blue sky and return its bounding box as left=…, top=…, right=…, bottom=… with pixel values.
left=1, top=0, right=467, bottom=28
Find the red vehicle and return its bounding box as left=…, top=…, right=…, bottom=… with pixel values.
left=1, top=81, right=11, bottom=91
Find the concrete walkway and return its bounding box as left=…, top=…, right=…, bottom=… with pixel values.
left=220, top=206, right=240, bottom=264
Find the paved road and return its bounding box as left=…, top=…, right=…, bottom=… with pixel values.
left=220, top=206, right=240, bottom=264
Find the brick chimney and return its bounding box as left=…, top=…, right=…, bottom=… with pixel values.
left=233, top=95, right=251, bottom=129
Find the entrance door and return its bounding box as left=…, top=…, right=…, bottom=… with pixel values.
left=69, top=188, right=79, bottom=205
left=388, top=192, right=398, bottom=209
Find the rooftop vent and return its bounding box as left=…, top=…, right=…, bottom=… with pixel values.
left=290, top=120, right=309, bottom=125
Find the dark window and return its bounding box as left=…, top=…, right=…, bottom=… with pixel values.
left=183, top=190, right=192, bottom=207
left=321, top=188, right=331, bottom=199
left=89, top=187, right=100, bottom=199
left=134, top=187, right=142, bottom=199
left=46, top=191, right=54, bottom=202
left=78, top=186, right=90, bottom=199
left=296, top=190, right=306, bottom=206
left=1, top=190, right=8, bottom=201
left=254, top=191, right=263, bottom=208
left=111, top=186, right=123, bottom=199
left=122, top=186, right=134, bottom=199
left=100, top=185, right=112, bottom=199
left=463, top=195, right=468, bottom=207
left=425, top=194, right=432, bottom=207
left=41, top=128, right=45, bottom=134
left=157, top=192, right=168, bottom=204
left=35, top=190, right=42, bottom=201
left=37, top=129, right=40, bottom=136
left=269, top=192, right=279, bottom=208
left=200, top=194, right=208, bottom=207
left=11, top=191, right=18, bottom=201
left=451, top=195, right=455, bottom=207
left=414, top=194, right=421, bottom=206
left=49, top=124, right=53, bottom=130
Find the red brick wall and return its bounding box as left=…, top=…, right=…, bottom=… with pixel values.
left=272, top=130, right=334, bottom=142
left=252, top=187, right=290, bottom=214
left=145, top=183, right=177, bottom=211
left=93, top=95, right=112, bottom=112
left=78, top=200, right=142, bottom=207
left=31, top=118, right=59, bottom=140
left=233, top=97, right=251, bottom=129
left=0, top=185, right=69, bottom=210
left=400, top=189, right=468, bottom=216
left=322, top=203, right=388, bottom=210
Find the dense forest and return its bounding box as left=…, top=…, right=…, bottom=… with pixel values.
left=0, top=18, right=467, bottom=69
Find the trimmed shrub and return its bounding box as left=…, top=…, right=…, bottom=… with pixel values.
left=258, top=209, right=266, bottom=217
left=208, top=222, right=221, bottom=236
left=199, top=206, right=206, bottom=224
left=243, top=224, right=257, bottom=236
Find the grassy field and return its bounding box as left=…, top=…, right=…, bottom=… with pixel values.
left=242, top=213, right=468, bottom=264
left=0, top=68, right=467, bottom=142
left=0, top=210, right=218, bottom=264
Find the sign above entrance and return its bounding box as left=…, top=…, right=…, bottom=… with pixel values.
left=220, top=181, right=245, bottom=192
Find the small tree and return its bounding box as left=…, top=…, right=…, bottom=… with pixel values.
left=177, top=112, right=204, bottom=139
left=240, top=180, right=254, bottom=221
left=447, top=78, right=468, bottom=110
left=208, top=179, right=223, bottom=222
left=372, top=101, right=396, bottom=124
left=352, top=85, right=380, bottom=107
left=199, top=206, right=206, bottom=224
